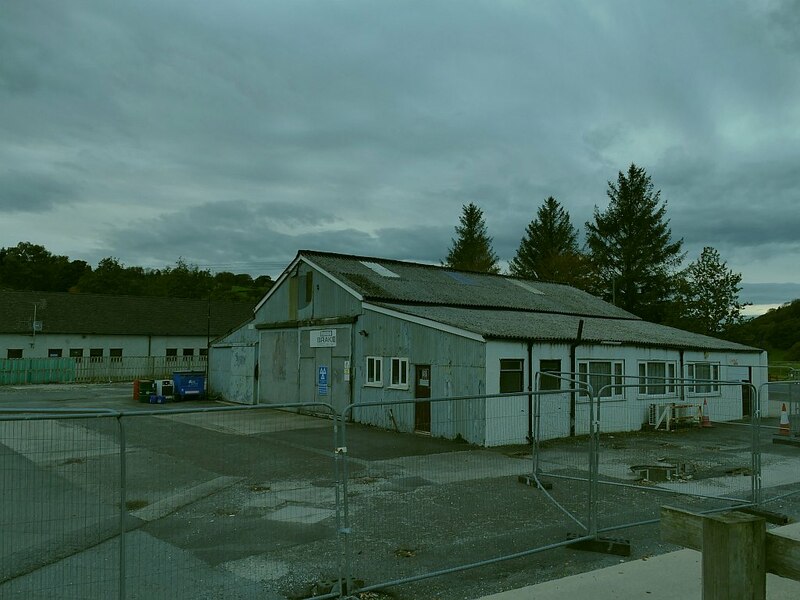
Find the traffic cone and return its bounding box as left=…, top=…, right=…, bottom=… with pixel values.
left=701, top=399, right=712, bottom=428
left=779, top=403, right=791, bottom=436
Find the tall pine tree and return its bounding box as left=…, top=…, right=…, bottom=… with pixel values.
left=585, top=164, right=684, bottom=322
left=444, top=203, right=500, bottom=273
left=509, top=196, right=585, bottom=284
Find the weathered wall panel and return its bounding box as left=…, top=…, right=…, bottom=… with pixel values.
left=351, top=309, right=487, bottom=444
left=259, top=329, right=299, bottom=405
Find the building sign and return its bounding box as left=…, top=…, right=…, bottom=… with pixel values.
left=318, top=365, right=329, bottom=396
left=310, top=329, right=337, bottom=348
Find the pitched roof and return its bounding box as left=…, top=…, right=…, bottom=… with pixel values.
left=294, top=251, right=760, bottom=353
left=0, top=290, right=254, bottom=337
left=370, top=303, right=757, bottom=352
left=300, top=250, right=637, bottom=319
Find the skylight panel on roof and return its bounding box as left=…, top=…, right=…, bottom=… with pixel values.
left=510, top=279, right=545, bottom=295
left=444, top=271, right=476, bottom=285
left=360, top=261, right=400, bottom=278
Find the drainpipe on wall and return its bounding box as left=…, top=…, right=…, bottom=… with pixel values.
left=527, top=341, right=533, bottom=443
left=569, top=319, right=585, bottom=437
left=679, top=349, right=685, bottom=402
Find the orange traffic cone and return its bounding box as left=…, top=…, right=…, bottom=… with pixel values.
left=779, top=403, right=791, bottom=436
left=701, top=399, right=712, bottom=428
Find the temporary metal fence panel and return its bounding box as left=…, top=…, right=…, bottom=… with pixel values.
left=757, top=381, right=800, bottom=510
left=592, top=380, right=761, bottom=534
left=339, top=393, right=589, bottom=598
left=117, top=403, right=340, bottom=600
left=0, top=410, right=121, bottom=599
left=0, top=403, right=343, bottom=600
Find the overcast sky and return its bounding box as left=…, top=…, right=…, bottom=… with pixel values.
left=2, top=1, right=799, bottom=312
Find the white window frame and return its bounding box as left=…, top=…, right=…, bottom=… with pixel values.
left=366, top=356, right=383, bottom=387
left=389, top=357, right=409, bottom=389
left=577, top=360, right=625, bottom=400
left=686, top=362, right=720, bottom=396
left=637, top=361, right=677, bottom=397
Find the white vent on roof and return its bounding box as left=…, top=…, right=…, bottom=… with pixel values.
left=360, top=261, right=400, bottom=278
left=510, top=279, right=545, bottom=295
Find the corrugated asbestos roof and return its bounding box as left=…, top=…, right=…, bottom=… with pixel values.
left=302, top=250, right=637, bottom=319
left=0, top=290, right=254, bottom=336
left=371, top=303, right=756, bottom=352
left=296, top=251, right=759, bottom=353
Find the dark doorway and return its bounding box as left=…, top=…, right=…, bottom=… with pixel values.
left=414, top=364, right=431, bottom=433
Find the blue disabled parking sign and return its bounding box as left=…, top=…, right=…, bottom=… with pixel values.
left=318, top=366, right=328, bottom=396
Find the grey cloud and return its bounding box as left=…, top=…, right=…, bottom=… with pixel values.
left=0, top=171, right=77, bottom=213
left=1, top=0, right=799, bottom=287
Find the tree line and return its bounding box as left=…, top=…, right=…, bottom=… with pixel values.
left=0, top=243, right=272, bottom=302
left=444, top=163, right=747, bottom=337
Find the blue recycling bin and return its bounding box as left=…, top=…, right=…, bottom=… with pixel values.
left=172, top=371, right=206, bottom=401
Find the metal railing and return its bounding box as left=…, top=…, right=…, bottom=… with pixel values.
left=0, top=356, right=208, bottom=385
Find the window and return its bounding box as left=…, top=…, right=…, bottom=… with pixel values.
left=366, top=356, right=383, bottom=386
left=390, top=357, right=409, bottom=388
left=48, top=349, right=63, bottom=358
left=500, top=359, right=524, bottom=393
left=687, top=362, right=720, bottom=395
left=7, top=349, right=22, bottom=359
left=304, top=272, right=314, bottom=304
left=638, top=361, right=676, bottom=396
left=110, top=348, right=123, bottom=362
left=182, top=348, right=194, bottom=362
left=199, top=348, right=208, bottom=361
left=539, top=359, right=562, bottom=391
left=89, top=348, right=104, bottom=363
left=166, top=348, right=178, bottom=363
left=578, top=360, right=624, bottom=399
left=69, top=348, right=84, bottom=360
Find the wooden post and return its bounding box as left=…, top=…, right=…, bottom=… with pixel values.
left=702, top=512, right=766, bottom=600
left=662, top=505, right=800, bottom=595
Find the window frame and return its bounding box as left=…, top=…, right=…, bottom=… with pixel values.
left=686, top=362, right=721, bottom=396
left=166, top=348, right=178, bottom=363
left=365, top=356, right=383, bottom=387
left=7, top=349, right=23, bottom=359
left=48, top=348, right=63, bottom=358
left=538, top=359, right=562, bottom=392
left=110, top=348, right=123, bottom=363
left=637, top=361, right=677, bottom=398
left=89, top=348, right=104, bottom=363
left=500, top=358, right=525, bottom=394
left=389, top=357, right=409, bottom=389
left=577, top=359, right=625, bottom=400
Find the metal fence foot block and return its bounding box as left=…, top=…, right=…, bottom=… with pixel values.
left=518, top=474, right=553, bottom=490
left=772, top=435, right=800, bottom=447
left=566, top=533, right=632, bottom=556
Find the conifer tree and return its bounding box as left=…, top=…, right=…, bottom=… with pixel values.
left=444, top=203, right=500, bottom=273
left=509, top=197, right=582, bottom=283
left=585, top=164, right=684, bottom=322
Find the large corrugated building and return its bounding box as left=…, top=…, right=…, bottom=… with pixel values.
left=211, top=250, right=767, bottom=446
